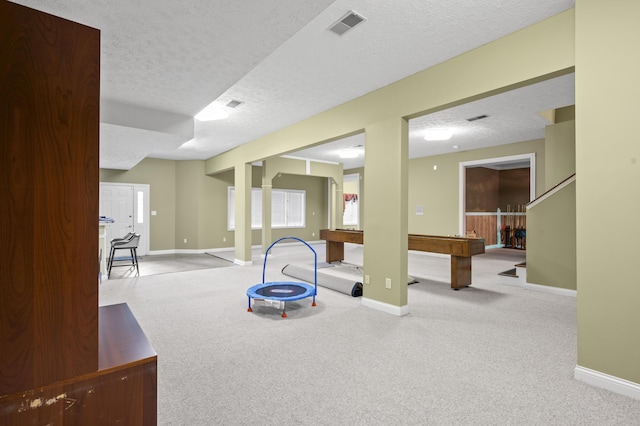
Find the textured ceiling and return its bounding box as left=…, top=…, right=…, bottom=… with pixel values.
left=11, top=0, right=575, bottom=170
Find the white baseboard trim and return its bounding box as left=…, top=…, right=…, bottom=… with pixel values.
left=524, top=282, right=576, bottom=297
left=575, top=365, right=640, bottom=401
left=148, top=249, right=211, bottom=255
left=234, top=258, right=253, bottom=266
left=361, top=297, right=409, bottom=316
left=205, top=247, right=234, bottom=253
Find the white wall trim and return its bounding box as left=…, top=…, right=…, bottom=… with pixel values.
left=149, top=249, right=217, bottom=255
left=361, top=297, right=409, bottom=316
left=234, top=258, right=253, bottom=266
left=524, top=282, right=577, bottom=297
left=575, top=366, right=640, bottom=401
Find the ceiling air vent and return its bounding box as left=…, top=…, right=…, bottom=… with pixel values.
left=225, top=99, right=243, bottom=109
left=466, top=114, right=489, bottom=122
left=328, top=11, right=366, bottom=36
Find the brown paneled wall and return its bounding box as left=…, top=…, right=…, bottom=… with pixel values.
left=466, top=215, right=498, bottom=246
left=498, top=168, right=530, bottom=209
left=465, top=167, right=499, bottom=211
left=465, top=167, right=529, bottom=244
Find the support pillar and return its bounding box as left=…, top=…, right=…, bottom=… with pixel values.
left=261, top=182, right=272, bottom=255
left=362, top=117, right=409, bottom=315
left=234, top=163, right=252, bottom=265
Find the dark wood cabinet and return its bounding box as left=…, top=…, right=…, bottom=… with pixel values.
left=1, top=2, right=156, bottom=423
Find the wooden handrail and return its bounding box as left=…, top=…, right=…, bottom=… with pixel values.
left=527, top=173, right=576, bottom=209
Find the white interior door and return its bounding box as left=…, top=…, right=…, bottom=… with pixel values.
left=100, top=184, right=134, bottom=244
left=100, top=183, right=150, bottom=256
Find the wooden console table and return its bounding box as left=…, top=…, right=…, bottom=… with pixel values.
left=319, top=229, right=485, bottom=289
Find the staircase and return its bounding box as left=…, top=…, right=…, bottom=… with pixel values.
left=498, top=262, right=527, bottom=286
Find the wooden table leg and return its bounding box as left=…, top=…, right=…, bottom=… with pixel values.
left=451, top=255, right=472, bottom=289
left=325, top=241, right=345, bottom=263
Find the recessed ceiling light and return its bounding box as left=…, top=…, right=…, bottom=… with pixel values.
left=195, top=102, right=229, bottom=121
left=424, top=128, right=453, bottom=141
left=339, top=146, right=362, bottom=158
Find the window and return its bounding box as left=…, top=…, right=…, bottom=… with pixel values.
left=228, top=187, right=305, bottom=230
left=136, top=191, right=144, bottom=224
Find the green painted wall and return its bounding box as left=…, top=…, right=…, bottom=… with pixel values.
left=526, top=181, right=576, bottom=290
left=102, top=161, right=328, bottom=252
left=271, top=173, right=328, bottom=242
left=408, top=139, right=545, bottom=236
left=545, top=120, right=576, bottom=187
left=575, top=0, right=640, bottom=384
left=101, top=159, right=176, bottom=251
left=175, top=160, right=202, bottom=250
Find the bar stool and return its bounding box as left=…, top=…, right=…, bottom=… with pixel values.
left=107, top=233, right=140, bottom=278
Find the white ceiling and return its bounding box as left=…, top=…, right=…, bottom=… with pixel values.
left=12, top=0, right=575, bottom=171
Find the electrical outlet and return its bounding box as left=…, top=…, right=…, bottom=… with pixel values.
left=223, top=237, right=226, bottom=242
left=364, top=275, right=370, bottom=284
left=312, top=232, right=315, bottom=237
left=385, top=278, right=391, bottom=289
left=183, top=238, right=187, bottom=244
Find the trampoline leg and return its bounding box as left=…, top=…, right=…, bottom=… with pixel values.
left=312, top=295, right=317, bottom=307
left=247, top=297, right=253, bottom=312
left=281, top=311, right=287, bottom=318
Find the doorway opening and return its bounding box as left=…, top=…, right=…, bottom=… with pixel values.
left=459, top=153, right=534, bottom=248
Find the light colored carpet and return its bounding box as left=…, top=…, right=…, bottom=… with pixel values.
left=99, top=243, right=640, bottom=425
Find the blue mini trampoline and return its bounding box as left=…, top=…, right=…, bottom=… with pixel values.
left=246, top=237, right=317, bottom=318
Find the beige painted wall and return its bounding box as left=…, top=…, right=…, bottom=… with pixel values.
left=270, top=173, right=328, bottom=242
left=101, top=161, right=328, bottom=251
left=526, top=181, right=576, bottom=289
left=524, top=119, right=576, bottom=290
left=575, top=0, right=640, bottom=384
left=408, top=139, right=545, bottom=236
left=545, top=120, right=576, bottom=187
left=101, top=159, right=176, bottom=251
left=175, top=160, right=202, bottom=250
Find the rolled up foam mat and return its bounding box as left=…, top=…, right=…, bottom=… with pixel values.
left=281, top=264, right=362, bottom=297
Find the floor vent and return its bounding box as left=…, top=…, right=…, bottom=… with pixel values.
left=329, top=11, right=366, bottom=36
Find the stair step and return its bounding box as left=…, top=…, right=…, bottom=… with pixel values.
left=498, top=268, right=518, bottom=277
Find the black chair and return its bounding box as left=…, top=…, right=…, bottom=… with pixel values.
left=107, top=233, right=140, bottom=278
